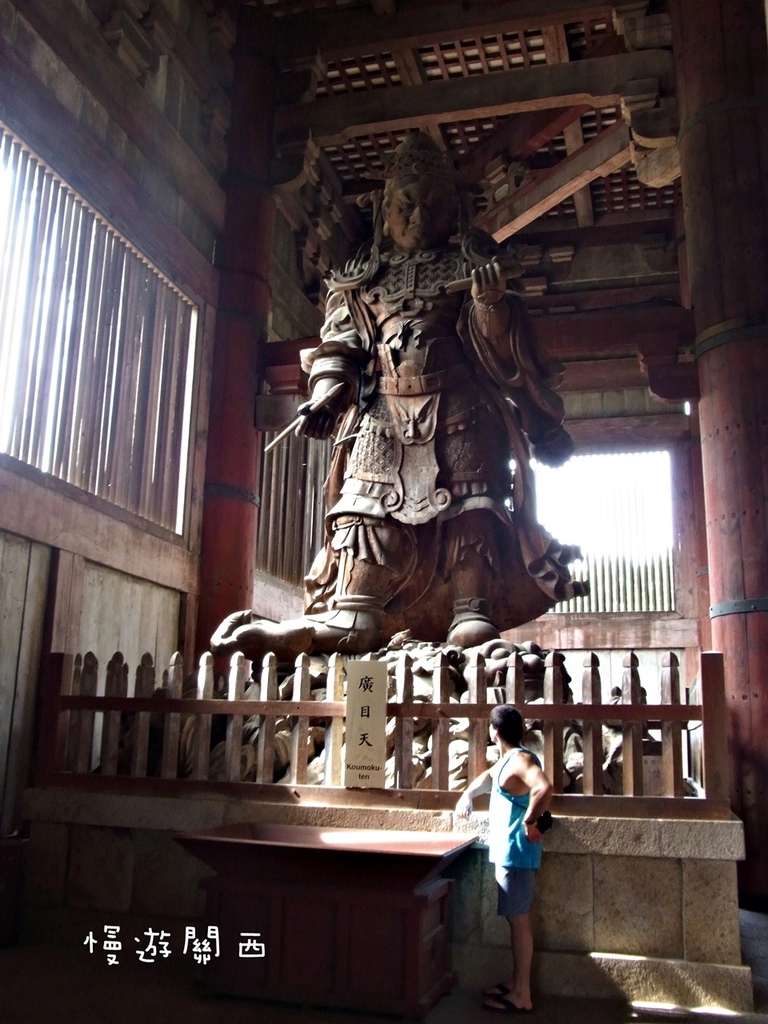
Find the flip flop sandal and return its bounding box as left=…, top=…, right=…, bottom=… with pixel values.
left=483, top=983, right=510, bottom=999
left=482, top=995, right=534, bottom=1014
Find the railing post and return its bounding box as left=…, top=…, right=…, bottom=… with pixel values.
left=700, top=651, right=730, bottom=802
left=131, top=653, right=155, bottom=777
left=430, top=652, right=450, bottom=791
left=621, top=651, right=643, bottom=795
left=256, top=653, right=278, bottom=784
left=75, top=652, right=98, bottom=774
left=324, top=653, right=345, bottom=787
left=290, top=653, right=311, bottom=785
left=504, top=649, right=524, bottom=705
left=543, top=651, right=564, bottom=793
left=160, top=652, right=184, bottom=779
left=100, top=652, right=127, bottom=776
left=61, top=653, right=80, bottom=772
left=394, top=652, right=414, bottom=790
left=581, top=653, right=603, bottom=796
left=193, top=653, right=214, bottom=781
left=661, top=651, right=684, bottom=797
left=466, top=652, right=487, bottom=783
left=225, top=653, right=246, bottom=782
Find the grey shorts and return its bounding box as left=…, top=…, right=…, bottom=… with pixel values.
left=494, top=864, right=537, bottom=916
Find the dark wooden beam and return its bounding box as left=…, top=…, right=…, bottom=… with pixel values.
left=534, top=304, right=694, bottom=358
left=276, top=0, right=615, bottom=68
left=528, top=282, right=683, bottom=313
left=559, top=357, right=649, bottom=392
left=13, top=0, right=225, bottom=233
left=516, top=212, right=677, bottom=249
left=454, top=106, right=592, bottom=182
left=568, top=413, right=691, bottom=452
left=262, top=305, right=695, bottom=370
left=274, top=50, right=675, bottom=145
left=0, top=32, right=218, bottom=305
left=478, top=122, right=632, bottom=240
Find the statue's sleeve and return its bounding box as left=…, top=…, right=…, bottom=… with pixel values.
left=466, top=291, right=574, bottom=467
left=300, top=287, right=373, bottom=398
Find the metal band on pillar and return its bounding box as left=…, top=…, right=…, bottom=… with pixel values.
left=695, top=314, right=768, bottom=358
left=710, top=598, right=768, bottom=619
left=204, top=482, right=260, bottom=506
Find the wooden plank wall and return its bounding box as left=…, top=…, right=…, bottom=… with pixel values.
left=78, top=564, right=180, bottom=696
left=0, top=530, right=50, bottom=833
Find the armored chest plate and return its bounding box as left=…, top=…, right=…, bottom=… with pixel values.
left=362, top=249, right=466, bottom=306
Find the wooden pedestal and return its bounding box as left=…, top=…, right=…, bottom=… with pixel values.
left=175, top=823, right=477, bottom=1019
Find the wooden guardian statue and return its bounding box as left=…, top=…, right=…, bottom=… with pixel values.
left=212, top=131, right=587, bottom=660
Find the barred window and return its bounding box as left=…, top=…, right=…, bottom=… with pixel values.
left=256, top=429, right=331, bottom=586
left=0, top=124, right=198, bottom=535
left=534, top=450, right=675, bottom=613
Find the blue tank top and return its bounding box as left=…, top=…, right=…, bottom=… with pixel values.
left=488, top=746, right=543, bottom=870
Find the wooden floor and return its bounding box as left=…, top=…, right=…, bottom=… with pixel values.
left=3, top=912, right=767, bottom=1024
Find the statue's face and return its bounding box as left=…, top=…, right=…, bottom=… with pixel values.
left=384, top=176, right=456, bottom=252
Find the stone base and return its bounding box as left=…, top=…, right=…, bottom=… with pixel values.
left=19, top=788, right=753, bottom=1012
left=453, top=945, right=754, bottom=1012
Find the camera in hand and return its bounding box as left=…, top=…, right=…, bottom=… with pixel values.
left=536, top=811, right=553, bottom=833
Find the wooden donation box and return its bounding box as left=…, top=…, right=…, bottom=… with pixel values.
left=175, top=823, right=477, bottom=1018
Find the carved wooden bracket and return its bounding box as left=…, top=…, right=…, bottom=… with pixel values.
left=637, top=332, right=699, bottom=401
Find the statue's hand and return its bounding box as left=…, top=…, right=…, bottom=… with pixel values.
left=471, top=259, right=506, bottom=308
left=211, top=609, right=255, bottom=652
left=295, top=379, right=351, bottom=440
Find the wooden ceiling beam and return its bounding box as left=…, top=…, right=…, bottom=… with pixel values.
left=568, top=413, right=691, bottom=452
left=534, top=304, right=694, bottom=358
left=454, top=106, right=590, bottom=181
left=276, top=0, right=614, bottom=68
left=478, top=121, right=632, bottom=240
left=527, top=282, right=683, bottom=313
left=261, top=304, right=694, bottom=370
left=544, top=23, right=595, bottom=227
left=274, top=50, right=674, bottom=145
left=516, top=209, right=676, bottom=247
left=559, top=356, right=649, bottom=391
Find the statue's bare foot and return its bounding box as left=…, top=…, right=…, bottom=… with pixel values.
left=211, top=613, right=314, bottom=662
left=210, top=603, right=385, bottom=661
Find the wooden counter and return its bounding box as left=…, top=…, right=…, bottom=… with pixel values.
left=175, top=822, right=477, bottom=1018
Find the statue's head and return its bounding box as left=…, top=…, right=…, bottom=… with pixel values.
left=381, top=132, right=458, bottom=252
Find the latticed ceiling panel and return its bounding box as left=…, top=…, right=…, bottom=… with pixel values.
left=264, top=1, right=680, bottom=298
left=590, top=172, right=681, bottom=217
left=418, top=29, right=549, bottom=79
left=565, top=17, right=613, bottom=57
left=317, top=52, right=400, bottom=95
left=324, top=130, right=409, bottom=182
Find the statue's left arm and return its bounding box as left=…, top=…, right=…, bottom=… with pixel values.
left=468, top=260, right=574, bottom=467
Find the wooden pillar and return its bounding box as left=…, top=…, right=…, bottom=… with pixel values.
left=670, top=0, right=768, bottom=902
left=196, top=8, right=276, bottom=658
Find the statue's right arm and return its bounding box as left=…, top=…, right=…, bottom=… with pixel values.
left=297, top=288, right=370, bottom=439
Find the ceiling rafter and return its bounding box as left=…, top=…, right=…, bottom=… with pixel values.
left=275, top=0, right=615, bottom=67
left=477, top=120, right=632, bottom=240
left=274, top=49, right=674, bottom=146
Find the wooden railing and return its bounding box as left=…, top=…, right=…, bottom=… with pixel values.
left=43, top=647, right=731, bottom=817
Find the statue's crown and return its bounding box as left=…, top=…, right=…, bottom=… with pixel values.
left=383, top=131, right=455, bottom=182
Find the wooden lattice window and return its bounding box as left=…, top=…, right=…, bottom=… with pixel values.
left=0, top=124, right=198, bottom=535
left=534, top=450, right=676, bottom=614
left=256, top=429, right=331, bottom=587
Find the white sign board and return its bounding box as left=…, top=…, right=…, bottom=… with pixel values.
left=344, top=659, right=388, bottom=788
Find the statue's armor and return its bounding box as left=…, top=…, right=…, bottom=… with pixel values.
left=330, top=247, right=511, bottom=527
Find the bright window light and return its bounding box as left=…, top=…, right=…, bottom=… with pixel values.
left=533, top=451, right=675, bottom=613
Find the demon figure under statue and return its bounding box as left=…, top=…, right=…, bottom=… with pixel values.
left=212, top=131, right=587, bottom=662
